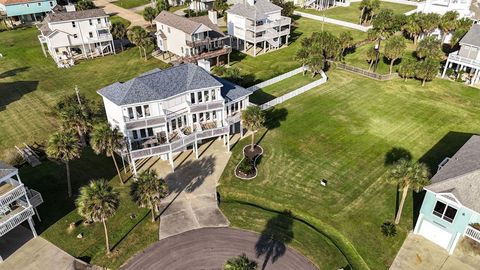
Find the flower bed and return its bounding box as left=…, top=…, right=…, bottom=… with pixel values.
left=235, top=145, right=264, bottom=180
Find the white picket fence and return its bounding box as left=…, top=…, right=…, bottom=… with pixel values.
left=293, top=11, right=372, bottom=32
left=246, top=67, right=305, bottom=92
left=260, top=71, right=328, bottom=110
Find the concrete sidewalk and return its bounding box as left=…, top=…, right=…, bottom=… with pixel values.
left=94, top=0, right=148, bottom=27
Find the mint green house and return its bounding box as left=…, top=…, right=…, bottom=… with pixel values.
left=0, top=0, right=57, bottom=24
left=414, top=135, right=480, bottom=254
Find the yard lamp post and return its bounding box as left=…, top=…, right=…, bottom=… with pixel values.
left=373, top=43, right=380, bottom=72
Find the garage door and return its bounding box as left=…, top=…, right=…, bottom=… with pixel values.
left=418, top=220, right=452, bottom=249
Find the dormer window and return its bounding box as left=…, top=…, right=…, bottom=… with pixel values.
left=190, top=92, right=195, bottom=104
left=204, top=90, right=209, bottom=101
left=211, top=89, right=216, bottom=100
left=197, top=91, right=203, bottom=103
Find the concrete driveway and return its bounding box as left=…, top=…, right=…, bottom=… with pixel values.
left=138, top=136, right=236, bottom=239
left=120, top=227, right=318, bottom=270
left=391, top=233, right=480, bottom=270
left=0, top=226, right=85, bottom=270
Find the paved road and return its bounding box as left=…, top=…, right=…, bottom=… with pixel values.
left=121, top=227, right=318, bottom=270
left=94, top=0, right=148, bottom=27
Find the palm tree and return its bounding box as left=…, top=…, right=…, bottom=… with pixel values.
left=338, top=31, right=354, bottom=61
left=386, top=159, right=430, bottom=224
left=131, top=170, right=169, bottom=222
left=439, top=11, right=458, bottom=43
left=398, top=58, right=416, bottom=81
left=46, top=131, right=81, bottom=197
left=416, top=36, right=443, bottom=60
left=143, top=7, right=157, bottom=27
left=224, top=254, right=258, bottom=270
left=359, top=0, right=370, bottom=25
left=403, top=14, right=421, bottom=45
left=384, top=35, right=406, bottom=74
left=415, top=58, right=439, bottom=87
left=308, top=54, right=324, bottom=77
left=76, top=179, right=119, bottom=254
left=241, top=106, right=265, bottom=151
left=295, top=47, right=310, bottom=75
left=90, top=122, right=125, bottom=184
left=127, top=26, right=152, bottom=61
left=418, top=13, right=440, bottom=37
left=111, top=21, right=127, bottom=52
left=367, top=0, right=381, bottom=24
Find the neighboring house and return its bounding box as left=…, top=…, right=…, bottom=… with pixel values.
left=37, top=5, right=115, bottom=68
left=416, top=0, right=477, bottom=19
left=189, top=0, right=214, bottom=12
left=97, top=63, right=252, bottom=173
left=301, top=0, right=349, bottom=10
left=0, top=0, right=57, bottom=25
left=441, top=24, right=480, bottom=85
left=414, top=135, right=480, bottom=254
left=0, top=161, right=43, bottom=263
left=154, top=10, right=232, bottom=65
left=227, top=0, right=291, bottom=57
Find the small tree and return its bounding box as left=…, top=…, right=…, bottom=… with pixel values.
left=386, top=159, right=430, bottom=224
left=397, top=58, right=416, bottom=81
left=131, top=170, right=168, bottom=222
left=224, top=254, right=258, bottom=270
left=359, top=0, right=371, bottom=25
left=338, top=31, right=354, bottom=61
left=127, top=26, right=152, bottom=61
left=76, top=0, right=96, bottom=10
left=416, top=58, right=439, bottom=86
left=295, top=47, right=310, bottom=75
left=111, top=21, right=127, bottom=51
left=416, top=36, right=444, bottom=60
left=308, top=54, right=324, bottom=78
left=241, top=106, right=265, bottom=151
left=366, top=46, right=377, bottom=71
left=143, top=7, right=157, bottom=27
left=76, top=179, right=119, bottom=254
left=384, top=35, right=406, bottom=74
left=403, top=14, right=422, bottom=45
left=418, top=12, right=441, bottom=36
left=90, top=122, right=125, bottom=184
left=156, top=0, right=168, bottom=14
left=439, top=11, right=459, bottom=43
left=47, top=131, right=81, bottom=198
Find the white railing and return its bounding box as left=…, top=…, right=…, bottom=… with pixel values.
left=89, top=33, right=113, bottom=42
left=96, top=22, right=111, bottom=29
left=28, top=189, right=43, bottom=208
left=0, top=206, right=34, bottom=237
left=260, top=71, right=328, bottom=110
left=247, top=67, right=305, bottom=92
left=465, top=226, right=480, bottom=243
left=0, top=184, right=26, bottom=207
left=448, top=51, right=480, bottom=67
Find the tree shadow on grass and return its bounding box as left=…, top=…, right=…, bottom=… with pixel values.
left=384, top=147, right=412, bottom=166
left=0, top=81, right=38, bottom=112
left=0, top=67, right=30, bottom=79
left=255, top=210, right=294, bottom=270
left=414, top=131, right=475, bottom=226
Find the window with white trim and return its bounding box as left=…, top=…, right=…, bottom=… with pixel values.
left=433, top=201, right=457, bottom=223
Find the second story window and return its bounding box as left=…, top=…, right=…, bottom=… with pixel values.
left=143, top=105, right=150, bottom=117
left=135, top=106, right=143, bottom=118
left=72, top=21, right=76, bottom=28
left=89, top=19, right=92, bottom=25
left=432, top=201, right=457, bottom=223
left=167, top=27, right=171, bottom=33
left=50, top=1, right=53, bottom=6
left=38, top=2, right=41, bottom=6
left=97, top=18, right=101, bottom=24
left=204, top=90, right=209, bottom=101
left=190, top=92, right=195, bottom=104
left=197, top=91, right=203, bottom=103
left=211, top=89, right=216, bottom=100
left=89, top=32, right=93, bottom=38
left=128, top=108, right=134, bottom=120
left=73, top=34, right=78, bottom=38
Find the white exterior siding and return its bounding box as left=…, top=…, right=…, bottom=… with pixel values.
left=156, top=22, right=189, bottom=57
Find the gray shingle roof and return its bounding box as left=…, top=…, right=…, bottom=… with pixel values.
left=47, top=9, right=107, bottom=23
left=98, top=64, right=223, bottom=105
left=189, top=15, right=225, bottom=37
left=460, top=24, right=480, bottom=48
left=426, top=135, right=480, bottom=213
left=227, top=0, right=282, bottom=20
left=154, top=11, right=209, bottom=35
left=0, top=161, right=17, bottom=180
left=216, top=77, right=253, bottom=103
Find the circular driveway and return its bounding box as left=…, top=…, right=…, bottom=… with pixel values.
left=121, top=227, right=318, bottom=270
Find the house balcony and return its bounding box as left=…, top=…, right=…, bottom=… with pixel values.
left=96, top=22, right=111, bottom=30
left=88, top=33, right=113, bottom=43
left=179, top=46, right=232, bottom=63
left=0, top=180, right=26, bottom=207
left=189, top=100, right=225, bottom=113
left=465, top=225, right=480, bottom=244
left=129, top=121, right=229, bottom=160
left=245, top=17, right=291, bottom=32
left=245, top=29, right=290, bottom=43
left=0, top=205, right=34, bottom=237
left=447, top=51, right=480, bottom=69
left=124, top=115, right=167, bottom=130
left=186, top=36, right=230, bottom=48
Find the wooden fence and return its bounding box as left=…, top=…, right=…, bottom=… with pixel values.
left=334, top=62, right=399, bottom=81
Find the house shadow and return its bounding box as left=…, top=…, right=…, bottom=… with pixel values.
left=249, top=90, right=277, bottom=105
left=413, top=131, right=476, bottom=226
left=0, top=81, right=39, bottom=112
left=255, top=210, right=294, bottom=270
left=0, top=67, right=30, bottom=79
left=163, top=155, right=216, bottom=195
left=0, top=225, right=33, bottom=262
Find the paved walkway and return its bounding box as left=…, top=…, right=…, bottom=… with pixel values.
left=94, top=0, right=148, bottom=27
left=120, top=227, right=318, bottom=270
left=390, top=233, right=480, bottom=270
left=138, top=136, right=236, bottom=239
left=0, top=226, right=84, bottom=270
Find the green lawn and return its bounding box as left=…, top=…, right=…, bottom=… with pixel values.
left=297, top=1, right=416, bottom=24
left=0, top=27, right=169, bottom=159
left=20, top=149, right=158, bottom=268
left=110, top=15, right=131, bottom=28
left=230, top=17, right=368, bottom=86
left=344, top=40, right=418, bottom=74
left=249, top=72, right=318, bottom=104
left=219, top=70, right=480, bottom=269
left=113, top=0, right=150, bottom=9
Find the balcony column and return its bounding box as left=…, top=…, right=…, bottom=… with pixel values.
left=27, top=217, right=37, bottom=238
left=169, top=152, right=175, bottom=172
left=441, top=60, right=449, bottom=78
left=472, top=68, right=479, bottom=86
left=132, top=158, right=138, bottom=175
left=194, top=138, right=199, bottom=159
left=226, top=133, right=230, bottom=153
left=240, top=121, right=244, bottom=138
left=40, top=41, right=47, bottom=57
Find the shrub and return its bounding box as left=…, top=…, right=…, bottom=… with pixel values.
left=381, top=221, right=397, bottom=237
left=238, top=158, right=254, bottom=175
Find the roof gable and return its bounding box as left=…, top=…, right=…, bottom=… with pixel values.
left=459, top=24, right=480, bottom=48
left=155, top=11, right=203, bottom=35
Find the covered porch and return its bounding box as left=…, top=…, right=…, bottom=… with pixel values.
left=442, top=51, right=480, bottom=86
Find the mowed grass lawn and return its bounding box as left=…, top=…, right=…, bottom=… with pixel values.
left=297, top=1, right=416, bottom=24
left=230, top=17, right=368, bottom=86
left=219, top=70, right=480, bottom=269
left=0, top=27, right=169, bottom=159
left=113, top=0, right=150, bottom=9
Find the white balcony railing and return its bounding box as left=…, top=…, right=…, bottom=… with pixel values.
left=28, top=189, right=43, bottom=208
left=96, top=22, right=111, bottom=30
left=0, top=206, right=34, bottom=237
left=0, top=184, right=26, bottom=207
left=448, top=51, right=480, bottom=67
left=465, top=225, right=480, bottom=243
left=89, top=33, right=113, bottom=42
